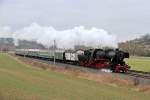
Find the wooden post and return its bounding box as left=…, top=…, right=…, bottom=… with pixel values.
left=53, top=40, right=56, bottom=65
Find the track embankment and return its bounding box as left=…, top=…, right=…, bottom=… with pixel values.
left=13, top=54, right=150, bottom=86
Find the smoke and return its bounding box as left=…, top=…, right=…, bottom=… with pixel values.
left=0, top=23, right=118, bottom=48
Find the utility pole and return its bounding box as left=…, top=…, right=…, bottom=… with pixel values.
left=24, top=49, right=25, bottom=58
left=53, top=40, right=56, bottom=65
left=48, top=42, right=50, bottom=62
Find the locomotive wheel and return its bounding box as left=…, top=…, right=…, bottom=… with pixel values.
left=79, top=61, right=86, bottom=66
left=114, top=65, right=128, bottom=73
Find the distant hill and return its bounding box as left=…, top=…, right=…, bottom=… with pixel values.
left=16, top=40, right=46, bottom=49
left=119, top=34, right=150, bottom=56
left=0, top=38, right=15, bottom=51
left=0, top=38, right=46, bottom=52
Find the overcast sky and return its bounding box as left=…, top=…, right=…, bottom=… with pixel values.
left=0, top=0, right=150, bottom=41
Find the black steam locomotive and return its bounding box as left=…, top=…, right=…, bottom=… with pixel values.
left=78, top=49, right=130, bottom=72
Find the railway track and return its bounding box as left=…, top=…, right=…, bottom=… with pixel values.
left=126, top=70, right=150, bottom=80
left=22, top=55, right=102, bottom=74
left=16, top=55, right=150, bottom=80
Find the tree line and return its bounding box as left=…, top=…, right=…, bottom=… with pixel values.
left=119, top=34, right=150, bottom=57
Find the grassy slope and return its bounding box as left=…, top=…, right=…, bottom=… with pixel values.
left=125, top=56, right=150, bottom=72
left=0, top=54, right=150, bottom=100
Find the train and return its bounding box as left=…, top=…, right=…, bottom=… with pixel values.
left=15, top=48, right=130, bottom=73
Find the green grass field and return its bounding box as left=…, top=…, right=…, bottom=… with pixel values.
left=125, top=56, right=150, bottom=72
left=0, top=54, right=150, bottom=100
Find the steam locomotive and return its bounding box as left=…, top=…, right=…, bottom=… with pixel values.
left=78, top=49, right=130, bottom=72
left=15, top=48, right=130, bottom=73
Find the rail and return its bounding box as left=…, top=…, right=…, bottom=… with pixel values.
left=126, top=70, right=150, bottom=79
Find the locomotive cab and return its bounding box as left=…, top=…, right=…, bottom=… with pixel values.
left=78, top=49, right=92, bottom=66
left=78, top=49, right=109, bottom=69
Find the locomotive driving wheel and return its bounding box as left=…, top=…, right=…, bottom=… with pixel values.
left=79, top=61, right=86, bottom=66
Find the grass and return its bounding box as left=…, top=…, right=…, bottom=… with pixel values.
left=0, top=54, right=150, bottom=100
left=125, top=56, right=150, bottom=72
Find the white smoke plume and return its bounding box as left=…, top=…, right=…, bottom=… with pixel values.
left=0, top=23, right=118, bottom=48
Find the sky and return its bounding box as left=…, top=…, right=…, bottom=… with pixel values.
left=0, top=0, right=150, bottom=42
